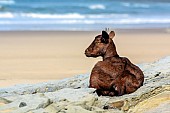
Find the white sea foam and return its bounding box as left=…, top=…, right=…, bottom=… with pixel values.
left=20, top=13, right=85, bottom=19
left=133, top=3, right=150, bottom=8
left=0, top=12, right=14, bottom=18
left=122, top=2, right=131, bottom=7
left=89, top=4, right=105, bottom=10
left=122, top=2, right=150, bottom=8
left=0, top=0, right=15, bottom=4
left=0, top=20, right=96, bottom=24
left=1, top=18, right=170, bottom=25
left=0, top=12, right=128, bottom=19
left=0, top=12, right=170, bottom=26
left=116, top=18, right=170, bottom=24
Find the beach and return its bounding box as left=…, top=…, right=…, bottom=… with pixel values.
left=0, top=29, right=170, bottom=87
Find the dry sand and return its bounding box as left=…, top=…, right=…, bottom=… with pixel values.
left=0, top=30, right=170, bottom=87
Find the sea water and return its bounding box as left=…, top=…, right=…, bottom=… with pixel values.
left=0, top=0, right=170, bottom=31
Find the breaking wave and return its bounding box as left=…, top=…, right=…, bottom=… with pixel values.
left=89, top=4, right=105, bottom=10
left=20, top=13, right=85, bottom=19
left=0, top=0, right=15, bottom=5
left=122, top=2, right=150, bottom=8
left=0, top=12, right=14, bottom=18
left=0, top=12, right=170, bottom=25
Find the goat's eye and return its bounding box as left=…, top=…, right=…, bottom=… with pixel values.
left=96, top=42, right=100, bottom=44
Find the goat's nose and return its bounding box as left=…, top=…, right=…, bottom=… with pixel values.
left=85, top=49, right=89, bottom=53
left=85, top=49, right=89, bottom=55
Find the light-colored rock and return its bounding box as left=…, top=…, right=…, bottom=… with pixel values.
left=128, top=91, right=170, bottom=113
left=59, top=105, right=106, bottom=113
left=0, top=56, right=170, bottom=113
left=0, top=74, right=89, bottom=97
left=45, top=88, right=95, bottom=102
left=0, top=94, right=51, bottom=113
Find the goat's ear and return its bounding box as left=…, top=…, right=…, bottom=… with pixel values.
left=101, top=31, right=109, bottom=43
left=102, top=31, right=109, bottom=39
left=109, top=31, right=115, bottom=39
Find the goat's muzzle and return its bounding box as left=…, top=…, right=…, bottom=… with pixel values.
left=85, top=49, right=91, bottom=57
left=85, top=49, right=98, bottom=58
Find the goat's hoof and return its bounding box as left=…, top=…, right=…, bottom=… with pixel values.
left=112, top=85, right=118, bottom=91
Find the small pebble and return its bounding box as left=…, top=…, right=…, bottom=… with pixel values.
left=19, top=102, right=27, bottom=107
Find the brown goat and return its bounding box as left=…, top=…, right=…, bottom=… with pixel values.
left=85, top=31, right=144, bottom=96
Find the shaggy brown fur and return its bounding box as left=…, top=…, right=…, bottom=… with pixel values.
left=85, top=31, right=144, bottom=96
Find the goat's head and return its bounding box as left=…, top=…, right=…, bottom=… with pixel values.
left=85, top=31, right=116, bottom=58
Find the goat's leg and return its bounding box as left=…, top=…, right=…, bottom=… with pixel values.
left=96, top=90, right=115, bottom=96
left=124, top=76, right=140, bottom=94
left=110, top=77, right=125, bottom=96
left=89, top=74, right=100, bottom=89
left=112, top=83, right=125, bottom=96
left=96, top=89, right=111, bottom=96
left=121, top=71, right=140, bottom=94
left=123, top=57, right=144, bottom=86
left=111, top=70, right=139, bottom=96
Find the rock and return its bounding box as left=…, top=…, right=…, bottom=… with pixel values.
left=19, top=102, right=27, bottom=107
left=107, top=101, right=124, bottom=109
left=0, top=56, right=170, bottom=113
left=0, top=74, right=89, bottom=97
left=59, top=105, right=108, bottom=113
left=128, top=91, right=170, bottom=113
left=44, top=88, right=95, bottom=102
left=0, top=97, right=12, bottom=104
left=31, top=108, right=49, bottom=113
left=0, top=94, right=51, bottom=113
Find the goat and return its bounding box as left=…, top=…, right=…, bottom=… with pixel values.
left=85, top=31, right=144, bottom=96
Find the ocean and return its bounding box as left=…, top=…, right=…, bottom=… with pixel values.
left=0, top=0, right=170, bottom=31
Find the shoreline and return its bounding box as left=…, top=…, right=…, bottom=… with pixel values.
left=0, top=29, right=170, bottom=88
left=0, top=27, right=170, bottom=33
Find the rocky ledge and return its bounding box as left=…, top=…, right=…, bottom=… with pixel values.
left=0, top=57, right=170, bottom=113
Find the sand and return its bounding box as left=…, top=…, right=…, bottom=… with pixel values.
left=0, top=29, right=170, bottom=88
